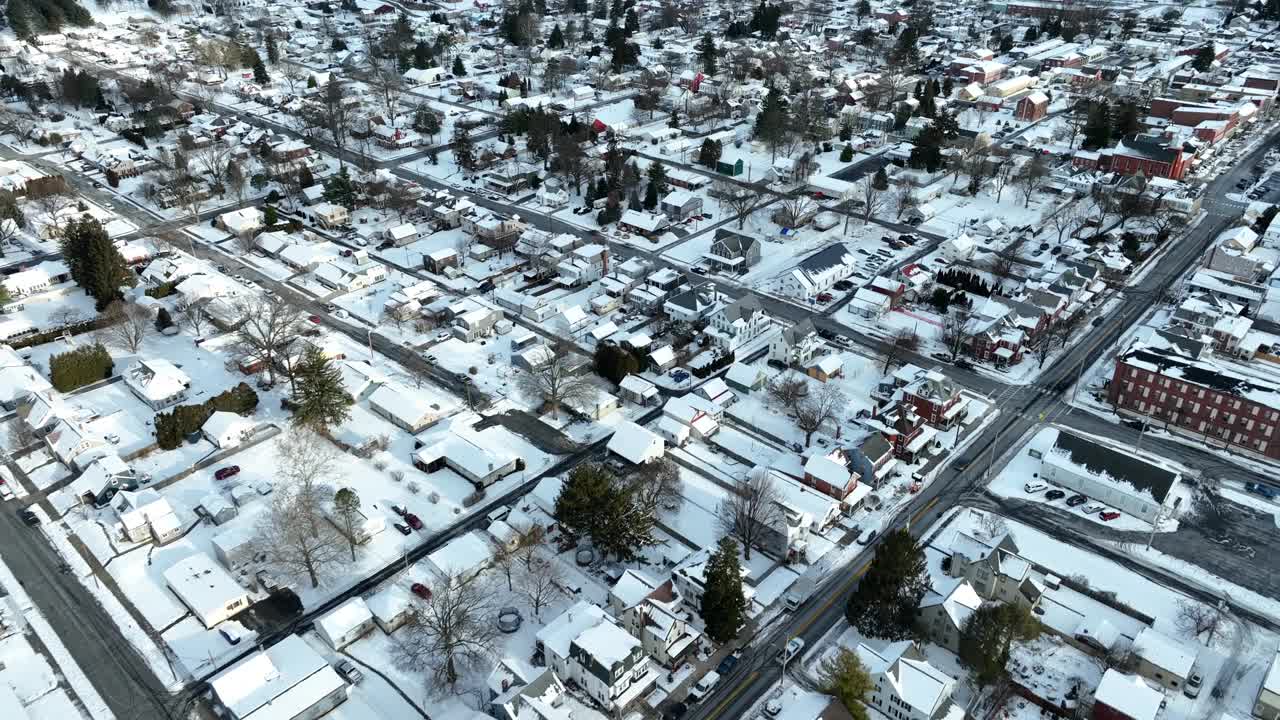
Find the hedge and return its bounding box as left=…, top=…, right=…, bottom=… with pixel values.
left=691, top=350, right=735, bottom=379
left=49, top=343, right=114, bottom=392
left=154, top=382, right=260, bottom=450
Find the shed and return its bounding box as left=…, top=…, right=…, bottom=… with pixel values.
left=426, top=530, right=494, bottom=581
left=315, top=597, right=375, bottom=650
left=202, top=411, right=258, bottom=449
left=367, top=584, right=414, bottom=633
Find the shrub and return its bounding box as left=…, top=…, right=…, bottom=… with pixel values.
left=429, top=491, right=440, bottom=504
left=462, top=490, right=485, bottom=507
left=49, top=343, right=114, bottom=392
left=154, top=382, right=259, bottom=449
left=390, top=470, right=404, bottom=483
left=407, top=481, right=421, bottom=494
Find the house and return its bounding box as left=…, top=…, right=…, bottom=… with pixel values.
left=856, top=641, right=963, bottom=720
left=1256, top=651, right=1280, bottom=720
left=1016, top=91, right=1049, bottom=121
left=696, top=377, right=735, bottom=408
left=724, top=363, right=765, bottom=393
left=554, top=304, right=591, bottom=335
left=665, top=287, right=718, bottom=323
left=163, top=552, right=251, bottom=629
left=803, top=449, right=861, bottom=500
left=368, top=382, right=457, bottom=433
left=0, top=346, right=51, bottom=410
left=69, top=454, right=138, bottom=508
left=705, top=228, right=761, bottom=272
left=615, top=592, right=701, bottom=669
left=313, top=254, right=388, bottom=292
left=945, top=527, right=1040, bottom=605
left=943, top=233, right=976, bottom=263
left=916, top=581, right=983, bottom=653
left=385, top=222, right=418, bottom=246
left=660, top=190, right=703, bottom=221
left=786, top=244, right=857, bottom=298
left=1093, top=670, right=1163, bottom=720
left=848, top=287, right=891, bottom=319
left=312, top=201, right=350, bottom=229
left=123, top=359, right=191, bottom=410
left=202, top=411, right=258, bottom=449
left=806, top=353, right=845, bottom=382
left=707, top=295, right=771, bottom=351
left=649, top=344, right=677, bottom=372
left=1132, top=627, right=1196, bottom=691
left=534, top=601, right=656, bottom=713
left=1030, top=427, right=1175, bottom=523
left=607, top=421, right=664, bottom=464
left=619, top=209, right=671, bottom=238
left=618, top=374, right=660, bottom=406
left=217, top=207, right=264, bottom=235
left=412, top=417, right=522, bottom=489
left=113, top=489, right=182, bottom=545
left=487, top=660, right=571, bottom=720
left=209, top=635, right=347, bottom=720
left=44, top=420, right=108, bottom=471
left=770, top=319, right=825, bottom=368
left=315, top=597, right=375, bottom=650
left=662, top=396, right=720, bottom=440
left=427, top=531, right=495, bottom=581
left=425, top=248, right=459, bottom=274
left=366, top=584, right=414, bottom=633
left=453, top=306, right=503, bottom=341
left=901, top=369, right=967, bottom=428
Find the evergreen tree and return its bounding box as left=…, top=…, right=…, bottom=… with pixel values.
left=265, top=34, right=279, bottom=65
left=755, top=84, right=789, bottom=161
left=155, top=307, right=174, bottom=331
left=548, top=23, right=565, bottom=48
left=698, top=138, right=722, bottom=168
left=872, top=167, right=890, bottom=191
left=290, top=345, right=353, bottom=430
left=624, top=8, right=639, bottom=34
left=253, top=57, right=270, bottom=85
left=1112, top=101, right=1141, bottom=139
left=999, top=34, right=1014, bottom=53
left=412, top=40, right=432, bottom=69
left=843, top=529, right=929, bottom=640
left=1192, top=44, right=1216, bottom=73
left=699, top=33, right=718, bottom=76
left=323, top=168, right=358, bottom=208
left=452, top=126, right=475, bottom=170
left=1023, top=25, right=1039, bottom=43
left=700, top=537, right=747, bottom=643
left=646, top=160, right=667, bottom=194
left=452, top=56, right=467, bottom=77
left=840, top=144, right=854, bottom=162
left=59, top=218, right=130, bottom=311
left=642, top=180, right=659, bottom=210
left=1082, top=100, right=1113, bottom=150
left=919, top=80, right=937, bottom=118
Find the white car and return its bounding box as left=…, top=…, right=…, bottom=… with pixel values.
left=333, top=309, right=349, bottom=320
left=435, top=330, right=451, bottom=342
left=777, top=637, right=805, bottom=665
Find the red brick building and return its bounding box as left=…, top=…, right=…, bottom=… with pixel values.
left=901, top=370, right=967, bottom=428
left=1108, top=345, right=1280, bottom=462
left=1108, top=135, right=1192, bottom=181
left=1016, top=92, right=1049, bottom=121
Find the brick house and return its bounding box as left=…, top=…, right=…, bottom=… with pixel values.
left=1016, top=92, right=1049, bottom=121
left=901, top=370, right=967, bottom=428
left=1108, top=135, right=1192, bottom=181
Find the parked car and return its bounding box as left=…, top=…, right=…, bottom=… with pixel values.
left=857, top=529, right=878, bottom=545
left=663, top=702, right=689, bottom=720
left=309, top=315, right=322, bottom=323
left=1024, top=482, right=1047, bottom=493
left=778, top=637, right=805, bottom=664
left=833, top=280, right=853, bottom=291
left=392, top=504, right=407, bottom=516
left=1184, top=672, right=1203, bottom=698
left=1066, top=494, right=1089, bottom=507
left=18, top=508, right=39, bottom=526
left=405, top=512, right=423, bottom=530
left=717, top=653, right=740, bottom=675
left=394, top=522, right=411, bottom=535
left=1044, top=489, right=1066, bottom=501
left=692, top=267, right=707, bottom=275
left=1099, top=511, right=1121, bottom=521
left=336, top=660, right=364, bottom=684
left=411, top=582, right=432, bottom=600
left=436, top=331, right=452, bottom=342
left=214, top=466, right=241, bottom=481
left=816, top=292, right=834, bottom=302
left=687, top=671, right=721, bottom=702
left=954, top=358, right=975, bottom=370
left=1082, top=503, right=1105, bottom=514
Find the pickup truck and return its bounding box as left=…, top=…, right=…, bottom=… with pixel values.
left=1245, top=481, right=1278, bottom=500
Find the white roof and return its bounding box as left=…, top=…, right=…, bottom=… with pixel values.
left=368, top=382, right=456, bottom=427
left=162, top=553, right=248, bottom=627
left=0, top=345, right=50, bottom=404
left=366, top=584, right=413, bottom=623
left=619, top=374, right=658, bottom=397
left=204, top=411, right=255, bottom=442
left=574, top=616, right=640, bottom=668
left=804, top=453, right=851, bottom=488
left=607, top=421, right=664, bottom=464
left=426, top=530, right=494, bottom=580
left=535, top=600, right=607, bottom=661
left=316, top=597, right=373, bottom=641
left=1094, top=670, right=1163, bottom=720
left=388, top=222, right=417, bottom=240
left=1132, top=627, right=1195, bottom=677
left=124, top=358, right=190, bottom=403
left=208, top=634, right=345, bottom=720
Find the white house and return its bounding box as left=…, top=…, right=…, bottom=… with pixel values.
left=366, top=584, right=414, bottom=633
left=202, top=411, right=258, bottom=449
left=786, top=244, right=857, bottom=298
left=386, top=222, right=418, bottom=246
left=856, top=641, right=963, bottom=720
left=943, top=233, right=976, bottom=262
left=123, top=358, right=191, bottom=410
left=315, top=597, right=375, bottom=650
left=163, top=552, right=251, bottom=629
left=534, top=601, right=656, bottom=713
left=0, top=345, right=51, bottom=409
left=217, top=207, right=264, bottom=235
left=426, top=530, right=495, bottom=582
left=368, top=382, right=458, bottom=433
left=209, top=635, right=348, bottom=720
left=769, top=319, right=824, bottom=368
left=113, top=489, right=182, bottom=545
left=706, top=295, right=771, bottom=351
left=313, top=254, right=388, bottom=291
left=607, top=421, right=665, bottom=464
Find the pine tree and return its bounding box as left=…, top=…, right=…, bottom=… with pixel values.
left=843, top=529, right=929, bottom=640
left=253, top=57, right=270, bottom=85
left=59, top=218, right=130, bottom=311
left=452, top=56, right=467, bottom=77
left=919, top=81, right=937, bottom=118
left=642, top=180, right=659, bottom=210
left=840, top=144, right=854, bottom=162
left=701, top=537, right=747, bottom=643
left=872, top=167, right=890, bottom=191
left=548, top=23, right=565, bottom=48
left=324, top=168, right=358, bottom=208
left=555, top=463, right=613, bottom=537
left=959, top=603, right=1041, bottom=688
left=698, top=138, right=722, bottom=168
left=412, top=40, right=432, bottom=69
left=699, top=33, right=718, bottom=76
left=290, top=345, right=353, bottom=430
left=266, top=34, right=279, bottom=65
left=1192, top=44, right=1215, bottom=73
left=756, top=84, right=789, bottom=161
left=452, top=126, right=475, bottom=170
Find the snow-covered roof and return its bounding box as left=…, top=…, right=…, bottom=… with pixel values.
left=574, top=616, right=640, bottom=668
left=162, top=553, right=249, bottom=628
left=366, top=584, right=413, bottom=624
left=426, top=530, right=494, bottom=580
left=208, top=634, right=345, bottom=720
left=1132, top=627, right=1196, bottom=678
left=315, top=597, right=372, bottom=643
left=606, top=421, right=664, bottom=464
left=123, top=358, right=190, bottom=403
left=368, top=381, right=457, bottom=428
left=536, top=600, right=608, bottom=661
left=1094, top=670, right=1163, bottom=720
left=0, top=345, right=50, bottom=404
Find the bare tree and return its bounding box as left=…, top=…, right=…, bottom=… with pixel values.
left=174, top=174, right=207, bottom=223
left=940, top=304, right=974, bottom=361
left=252, top=481, right=346, bottom=589
left=767, top=372, right=809, bottom=409
left=717, top=466, right=784, bottom=560
left=990, top=152, right=1017, bottom=202
left=892, top=184, right=918, bottom=220
left=100, top=301, right=150, bottom=353
left=519, top=555, right=563, bottom=620
left=775, top=194, right=817, bottom=228
left=371, top=66, right=405, bottom=127
left=194, top=144, right=234, bottom=196
left=6, top=416, right=36, bottom=451
left=857, top=176, right=886, bottom=223
left=275, top=430, right=340, bottom=538
left=1017, top=154, right=1050, bottom=208
left=515, top=342, right=598, bottom=417
left=174, top=296, right=209, bottom=336
left=719, top=181, right=769, bottom=229
left=1174, top=599, right=1229, bottom=644
left=392, top=571, right=500, bottom=694
left=1050, top=201, right=1085, bottom=245
left=626, top=457, right=683, bottom=515
left=795, top=382, right=847, bottom=446
left=492, top=527, right=544, bottom=591
left=32, top=192, right=77, bottom=238
left=232, top=297, right=306, bottom=386
left=315, top=79, right=354, bottom=168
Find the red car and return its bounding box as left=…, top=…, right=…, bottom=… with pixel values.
left=405, top=512, right=423, bottom=530
left=1099, top=511, right=1121, bottom=522
left=214, top=466, right=240, bottom=480
left=410, top=583, right=432, bottom=600
left=817, top=292, right=834, bottom=303
left=309, top=315, right=322, bottom=323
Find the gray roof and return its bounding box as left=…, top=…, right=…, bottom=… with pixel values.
left=721, top=295, right=762, bottom=323
left=799, top=242, right=854, bottom=273
left=711, top=228, right=759, bottom=258
left=1050, top=429, right=1175, bottom=504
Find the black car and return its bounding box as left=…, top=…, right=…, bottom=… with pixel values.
left=1045, top=489, right=1066, bottom=501
left=1066, top=494, right=1089, bottom=507
left=18, top=508, right=39, bottom=526
left=394, top=522, right=412, bottom=535
left=954, top=358, right=975, bottom=370
left=833, top=280, right=853, bottom=291
left=717, top=653, right=740, bottom=675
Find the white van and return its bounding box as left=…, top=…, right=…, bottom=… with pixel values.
left=688, top=671, right=721, bottom=702
left=1024, top=482, right=1047, bottom=493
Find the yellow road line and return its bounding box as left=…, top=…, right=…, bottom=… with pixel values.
left=705, top=669, right=760, bottom=720
left=793, top=558, right=872, bottom=637
left=912, top=497, right=940, bottom=527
